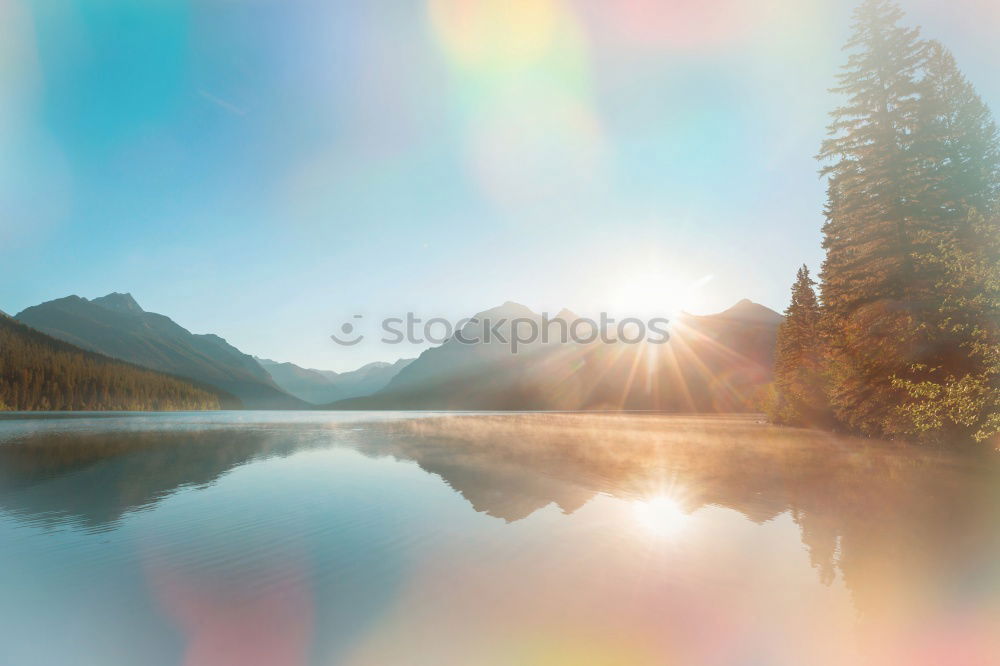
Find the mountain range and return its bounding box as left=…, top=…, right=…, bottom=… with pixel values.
left=255, top=357, right=414, bottom=404
left=329, top=299, right=783, bottom=411
left=16, top=293, right=306, bottom=409
left=10, top=293, right=782, bottom=412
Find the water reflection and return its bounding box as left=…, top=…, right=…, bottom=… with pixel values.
left=0, top=412, right=997, bottom=665
left=0, top=427, right=312, bottom=530
left=632, top=494, right=690, bottom=538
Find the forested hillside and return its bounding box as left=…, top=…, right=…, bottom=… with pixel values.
left=0, top=315, right=226, bottom=411
left=16, top=293, right=305, bottom=409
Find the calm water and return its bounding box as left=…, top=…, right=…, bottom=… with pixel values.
left=0, top=412, right=997, bottom=666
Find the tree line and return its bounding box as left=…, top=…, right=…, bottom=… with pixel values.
left=769, top=0, right=999, bottom=444
left=0, top=315, right=223, bottom=411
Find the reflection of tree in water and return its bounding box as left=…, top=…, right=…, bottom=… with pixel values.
left=357, top=414, right=1000, bottom=622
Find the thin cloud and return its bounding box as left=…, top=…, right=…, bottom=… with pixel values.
left=198, top=89, right=247, bottom=116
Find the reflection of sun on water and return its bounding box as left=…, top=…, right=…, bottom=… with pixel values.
left=633, top=495, right=690, bottom=539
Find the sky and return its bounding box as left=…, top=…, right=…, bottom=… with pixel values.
left=1, top=0, right=998, bottom=370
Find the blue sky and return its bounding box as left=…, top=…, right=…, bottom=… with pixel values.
left=2, top=0, right=998, bottom=370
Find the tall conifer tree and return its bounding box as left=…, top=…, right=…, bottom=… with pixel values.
left=818, top=0, right=1000, bottom=439
left=818, top=0, right=928, bottom=435
left=771, top=266, right=828, bottom=427
left=909, top=42, right=1000, bottom=386
left=902, top=42, right=1000, bottom=443
left=916, top=41, right=1000, bottom=220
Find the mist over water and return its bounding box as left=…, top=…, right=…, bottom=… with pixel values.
left=0, top=412, right=997, bottom=665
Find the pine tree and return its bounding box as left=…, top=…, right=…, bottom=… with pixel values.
left=902, top=44, right=1000, bottom=443
left=817, top=0, right=1000, bottom=440
left=916, top=41, right=1000, bottom=220
left=770, top=266, right=830, bottom=427
left=818, top=0, right=929, bottom=435
left=907, top=42, right=1000, bottom=392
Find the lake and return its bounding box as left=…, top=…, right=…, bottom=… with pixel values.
left=0, top=412, right=997, bottom=666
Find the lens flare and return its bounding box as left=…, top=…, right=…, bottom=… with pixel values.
left=575, top=0, right=757, bottom=52
left=426, top=0, right=605, bottom=210
left=428, top=0, right=561, bottom=69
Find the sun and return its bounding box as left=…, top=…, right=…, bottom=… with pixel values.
left=607, top=271, right=712, bottom=318
left=632, top=494, right=690, bottom=539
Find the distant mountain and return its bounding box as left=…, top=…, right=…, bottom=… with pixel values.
left=16, top=293, right=305, bottom=409
left=254, top=359, right=335, bottom=404
left=329, top=299, right=783, bottom=412
left=698, top=298, right=785, bottom=326
left=255, top=357, right=413, bottom=405
left=330, top=302, right=562, bottom=410
left=581, top=300, right=783, bottom=411
left=0, top=315, right=233, bottom=411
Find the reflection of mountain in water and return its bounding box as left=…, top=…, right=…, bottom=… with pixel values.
left=355, top=414, right=1000, bottom=618
left=0, top=414, right=997, bottom=618
left=0, top=428, right=313, bottom=530
left=412, top=457, right=592, bottom=523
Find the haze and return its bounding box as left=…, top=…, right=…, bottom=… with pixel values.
left=1, top=0, right=997, bottom=370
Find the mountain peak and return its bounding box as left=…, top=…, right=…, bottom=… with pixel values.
left=92, top=292, right=143, bottom=314
left=16, top=293, right=306, bottom=408
left=475, top=301, right=537, bottom=320
left=716, top=299, right=783, bottom=325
